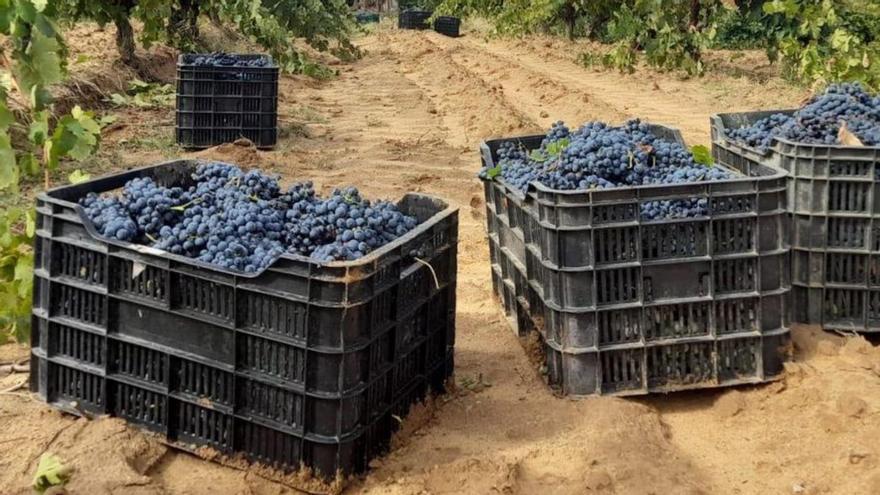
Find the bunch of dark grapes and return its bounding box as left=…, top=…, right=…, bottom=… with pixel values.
left=726, top=82, right=880, bottom=151
left=310, top=188, right=419, bottom=262
left=79, top=163, right=420, bottom=273
left=80, top=194, right=137, bottom=241
left=121, top=178, right=191, bottom=240
left=480, top=119, right=735, bottom=220
left=189, top=52, right=271, bottom=68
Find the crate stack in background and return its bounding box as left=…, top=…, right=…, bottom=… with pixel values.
left=398, top=9, right=432, bottom=30
left=176, top=54, right=279, bottom=149
left=712, top=111, right=880, bottom=333
left=481, top=125, right=791, bottom=396
left=30, top=160, right=458, bottom=478
left=433, top=16, right=461, bottom=37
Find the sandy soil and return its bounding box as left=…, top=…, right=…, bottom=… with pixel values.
left=2, top=24, right=878, bottom=495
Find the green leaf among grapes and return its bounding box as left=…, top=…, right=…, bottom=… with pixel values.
left=486, top=165, right=502, bottom=180
left=690, top=145, right=714, bottom=166
left=529, top=149, right=547, bottom=162
left=545, top=138, right=570, bottom=157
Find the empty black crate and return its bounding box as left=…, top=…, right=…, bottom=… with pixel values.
left=398, top=9, right=432, bottom=30
left=30, top=159, right=458, bottom=478
left=712, top=110, right=880, bottom=332
left=481, top=124, right=791, bottom=396
left=176, top=54, right=279, bottom=150
left=433, top=16, right=460, bottom=37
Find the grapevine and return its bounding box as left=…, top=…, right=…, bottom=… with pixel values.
left=0, top=0, right=102, bottom=342
left=57, top=0, right=359, bottom=77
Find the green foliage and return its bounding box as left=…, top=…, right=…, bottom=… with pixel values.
left=713, top=6, right=770, bottom=49
left=68, top=169, right=91, bottom=184
left=436, top=0, right=723, bottom=75
left=0, top=206, right=35, bottom=343
left=762, top=0, right=880, bottom=90
left=0, top=0, right=101, bottom=343
left=529, top=137, right=570, bottom=162
left=57, top=0, right=359, bottom=77
left=263, top=0, right=359, bottom=61
left=107, top=79, right=174, bottom=108
left=599, top=0, right=722, bottom=76
left=432, top=0, right=503, bottom=19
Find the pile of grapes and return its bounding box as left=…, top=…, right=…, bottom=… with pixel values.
left=80, top=163, right=419, bottom=272
left=725, top=83, right=880, bottom=151
left=187, top=52, right=273, bottom=68
left=479, top=119, right=735, bottom=220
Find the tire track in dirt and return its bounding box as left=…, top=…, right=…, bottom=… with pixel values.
left=419, top=33, right=627, bottom=132
left=362, top=30, right=538, bottom=148
left=278, top=32, right=722, bottom=495
left=359, top=30, right=880, bottom=495
left=424, top=34, right=737, bottom=146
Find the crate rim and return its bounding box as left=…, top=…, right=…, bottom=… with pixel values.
left=37, top=158, right=458, bottom=279
left=480, top=122, right=790, bottom=203
left=177, top=53, right=278, bottom=69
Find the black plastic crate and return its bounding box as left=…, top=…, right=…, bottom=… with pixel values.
left=30, top=159, right=458, bottom=478
left=481, top=124, right=791, bottom=396
left=176, top=54, right=279, bottom=150
left=398, top=9, right=432, bottom=30
left=491, top=247, right=789, bottom=396
left=712, top=110, right=880, bottom=332
left=433, top=16, right=460, bottom=37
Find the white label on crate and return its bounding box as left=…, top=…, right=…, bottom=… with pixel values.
left=132, top=244, right=167, bottom=257
left=132, top=261, right=147, bottom=279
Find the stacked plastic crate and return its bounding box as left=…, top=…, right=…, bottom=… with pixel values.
left=712, top=111, right=880, bottom=332
left=481, top=125, right=791, bottom=396
left=30, top=160, right=458, bottom=478
left=176, top=54, right=278, bottom=149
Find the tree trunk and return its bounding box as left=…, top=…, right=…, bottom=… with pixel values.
left=689, top=0, right=701, bottom=30
left=169, top=0, right=201, bottom=48
left=115, top=16, right=136, bottom=64
left=562, top=2, right=576, bottom=40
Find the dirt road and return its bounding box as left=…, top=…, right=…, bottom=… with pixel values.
left=2, top=26, right=880, bottom=494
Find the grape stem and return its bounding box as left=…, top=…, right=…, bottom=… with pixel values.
left=170, top=196, right=204, bottom=212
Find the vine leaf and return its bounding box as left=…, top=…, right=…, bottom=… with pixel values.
left=32, top=453, right=71, bottom=493
left=529, top=149, right=547, bottom=162
left=0, top=133, right=16, bottom=188
left=68, top=169, right=91, bottom=184
left=690, top=145, right=714, bottom=166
